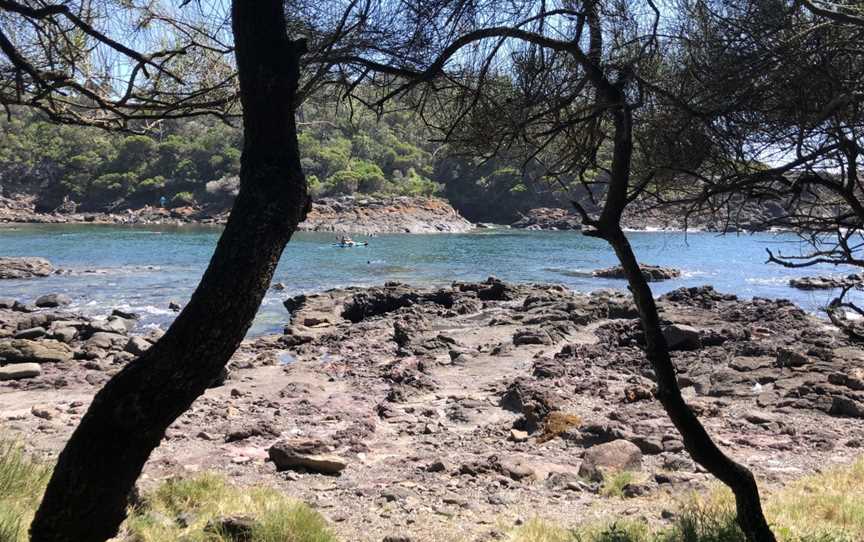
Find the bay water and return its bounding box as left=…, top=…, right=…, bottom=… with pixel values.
left=0, top=224, right=852, bottom=336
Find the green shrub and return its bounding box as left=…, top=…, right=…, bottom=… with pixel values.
left=171, top=191, right=196, bottom=206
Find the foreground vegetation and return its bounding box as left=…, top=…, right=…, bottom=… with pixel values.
left=2, top=438, right=862, bottom=542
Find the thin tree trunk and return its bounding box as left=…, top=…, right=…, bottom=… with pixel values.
left=585, top=107, right=776, bottom=542
left=601, top=227, right=775, bottom=541
left=29, top=2, right=308, bottom=541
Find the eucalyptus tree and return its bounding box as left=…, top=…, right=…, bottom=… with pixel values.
left=337, top=1, right=776, bottom=539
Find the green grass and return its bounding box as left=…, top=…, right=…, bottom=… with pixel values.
left=0, top=439, right=51, bottom=542
left=600, top=471, right=637, bottom=498
left=508, top=519, right=649, bottom=542
left=3, top=436, right=864, bottom=542
left=124, top=474, right=336, bottom=542
left=511, top=457, right=864, bottom=542
left=0, top=440, right=334, bottom=542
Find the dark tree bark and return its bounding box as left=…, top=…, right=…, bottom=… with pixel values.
left=585, top=106, right=776, bottom=542
left=29, top=2, right=309, bottom=541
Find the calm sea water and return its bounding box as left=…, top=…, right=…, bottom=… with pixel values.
left=0, top=224, right=855, bottom=335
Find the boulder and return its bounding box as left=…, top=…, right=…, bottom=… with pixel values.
left=124, top=336, right=151, bottom=355
left=51, top=327, right=77, bottom=343
left=0, top=362, right=41, bottom=380
left=777, top=348, right=808, bottom=368
left=0, top=257, right=53, bottom=279
left=594, top=264, right=681, bottom=282
left=87, top=332, right=127, bottom=350
left=663, top=324, right=701, bottom=351
left=14, top=327, right=47, bottom=340
left=268, top=440, right=348, bottom=475
left=829, top=396, right=864, bottom=418
left=88, top=318, right=130, bottom=335
left=111, top=308, right=140, bottom=320
left=513, top=328, right=552, bottom=346
left=0, top=339, right=73, bottom=363
left=578, top=439, right=642, bottom=482
left=500, top=379, right=563, bottom=432
left=35, top=293, right=72, bottom=308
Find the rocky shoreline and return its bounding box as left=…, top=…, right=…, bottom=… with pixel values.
left=3, top=192, right=788, bottom=234
left=0, top=194, right=474, bottom=234
left=2, top=279, right=864, bottom=540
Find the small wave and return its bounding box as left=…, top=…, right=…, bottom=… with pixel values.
left=745, top=277, right=789, bottom=285
left=543, top=267, right=594, bottom=278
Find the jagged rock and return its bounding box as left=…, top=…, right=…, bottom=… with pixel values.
left=283, top=294, right=307, bottom=314
left=660, top=286, right=736, bottom=309
left=455, top=277, right=516, bottom=301
left=14, top=327, right=46, bottom=340
left=777, top=348, right=809, bottom=368
left=0, top=339, right=73, bottom=363
left=269, top=440, right=348, bottom=475
left=0, top=362, right=41, bottom=380
left=829, top=396, right=864, bottom=418
left=500, top=380, right=562, bottom=432
left=0, top=257, right=53, bottom=279
left=578, top=439, right=642, bottom=482
left=35, top=293, right=72, bottom=308
left=342, top=286, right=454, bottom=323
left=513, top=328, right=552, bottom=346
left=111, top=308, right=140, bottom=320
left=594, top=264, right=681, bottom=282
left=663, top=324, right=701, bottom=351
left=789, top=274, right=863, bottom=290
left=51, top=327, right=77, bottom=343
left=828, top=369, right=864, bottom=391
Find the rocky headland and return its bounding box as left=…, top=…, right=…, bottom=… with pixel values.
left=2, top=279, right=864, bottom=541
left=298, top=196, right=474, bottom=234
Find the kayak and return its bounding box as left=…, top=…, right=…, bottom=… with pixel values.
left=332, top=241, right=368, bottom=248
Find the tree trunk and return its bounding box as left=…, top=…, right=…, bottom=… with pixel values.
left=29, top=2, right=308, bottom=541
left=601, top=227, right=776, bottom=541
left=586, top=107, right=776, bottom=542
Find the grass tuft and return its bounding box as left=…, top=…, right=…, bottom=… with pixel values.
left=600, top=470, right=637, bottom=498
left=537, top=412, right=583, bottom=443
left=0, top=439, right=51, bottom=542
left=124, top=473, right=336, bottom=542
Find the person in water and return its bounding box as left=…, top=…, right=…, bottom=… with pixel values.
left=340, top=235, right=354, bottom=245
